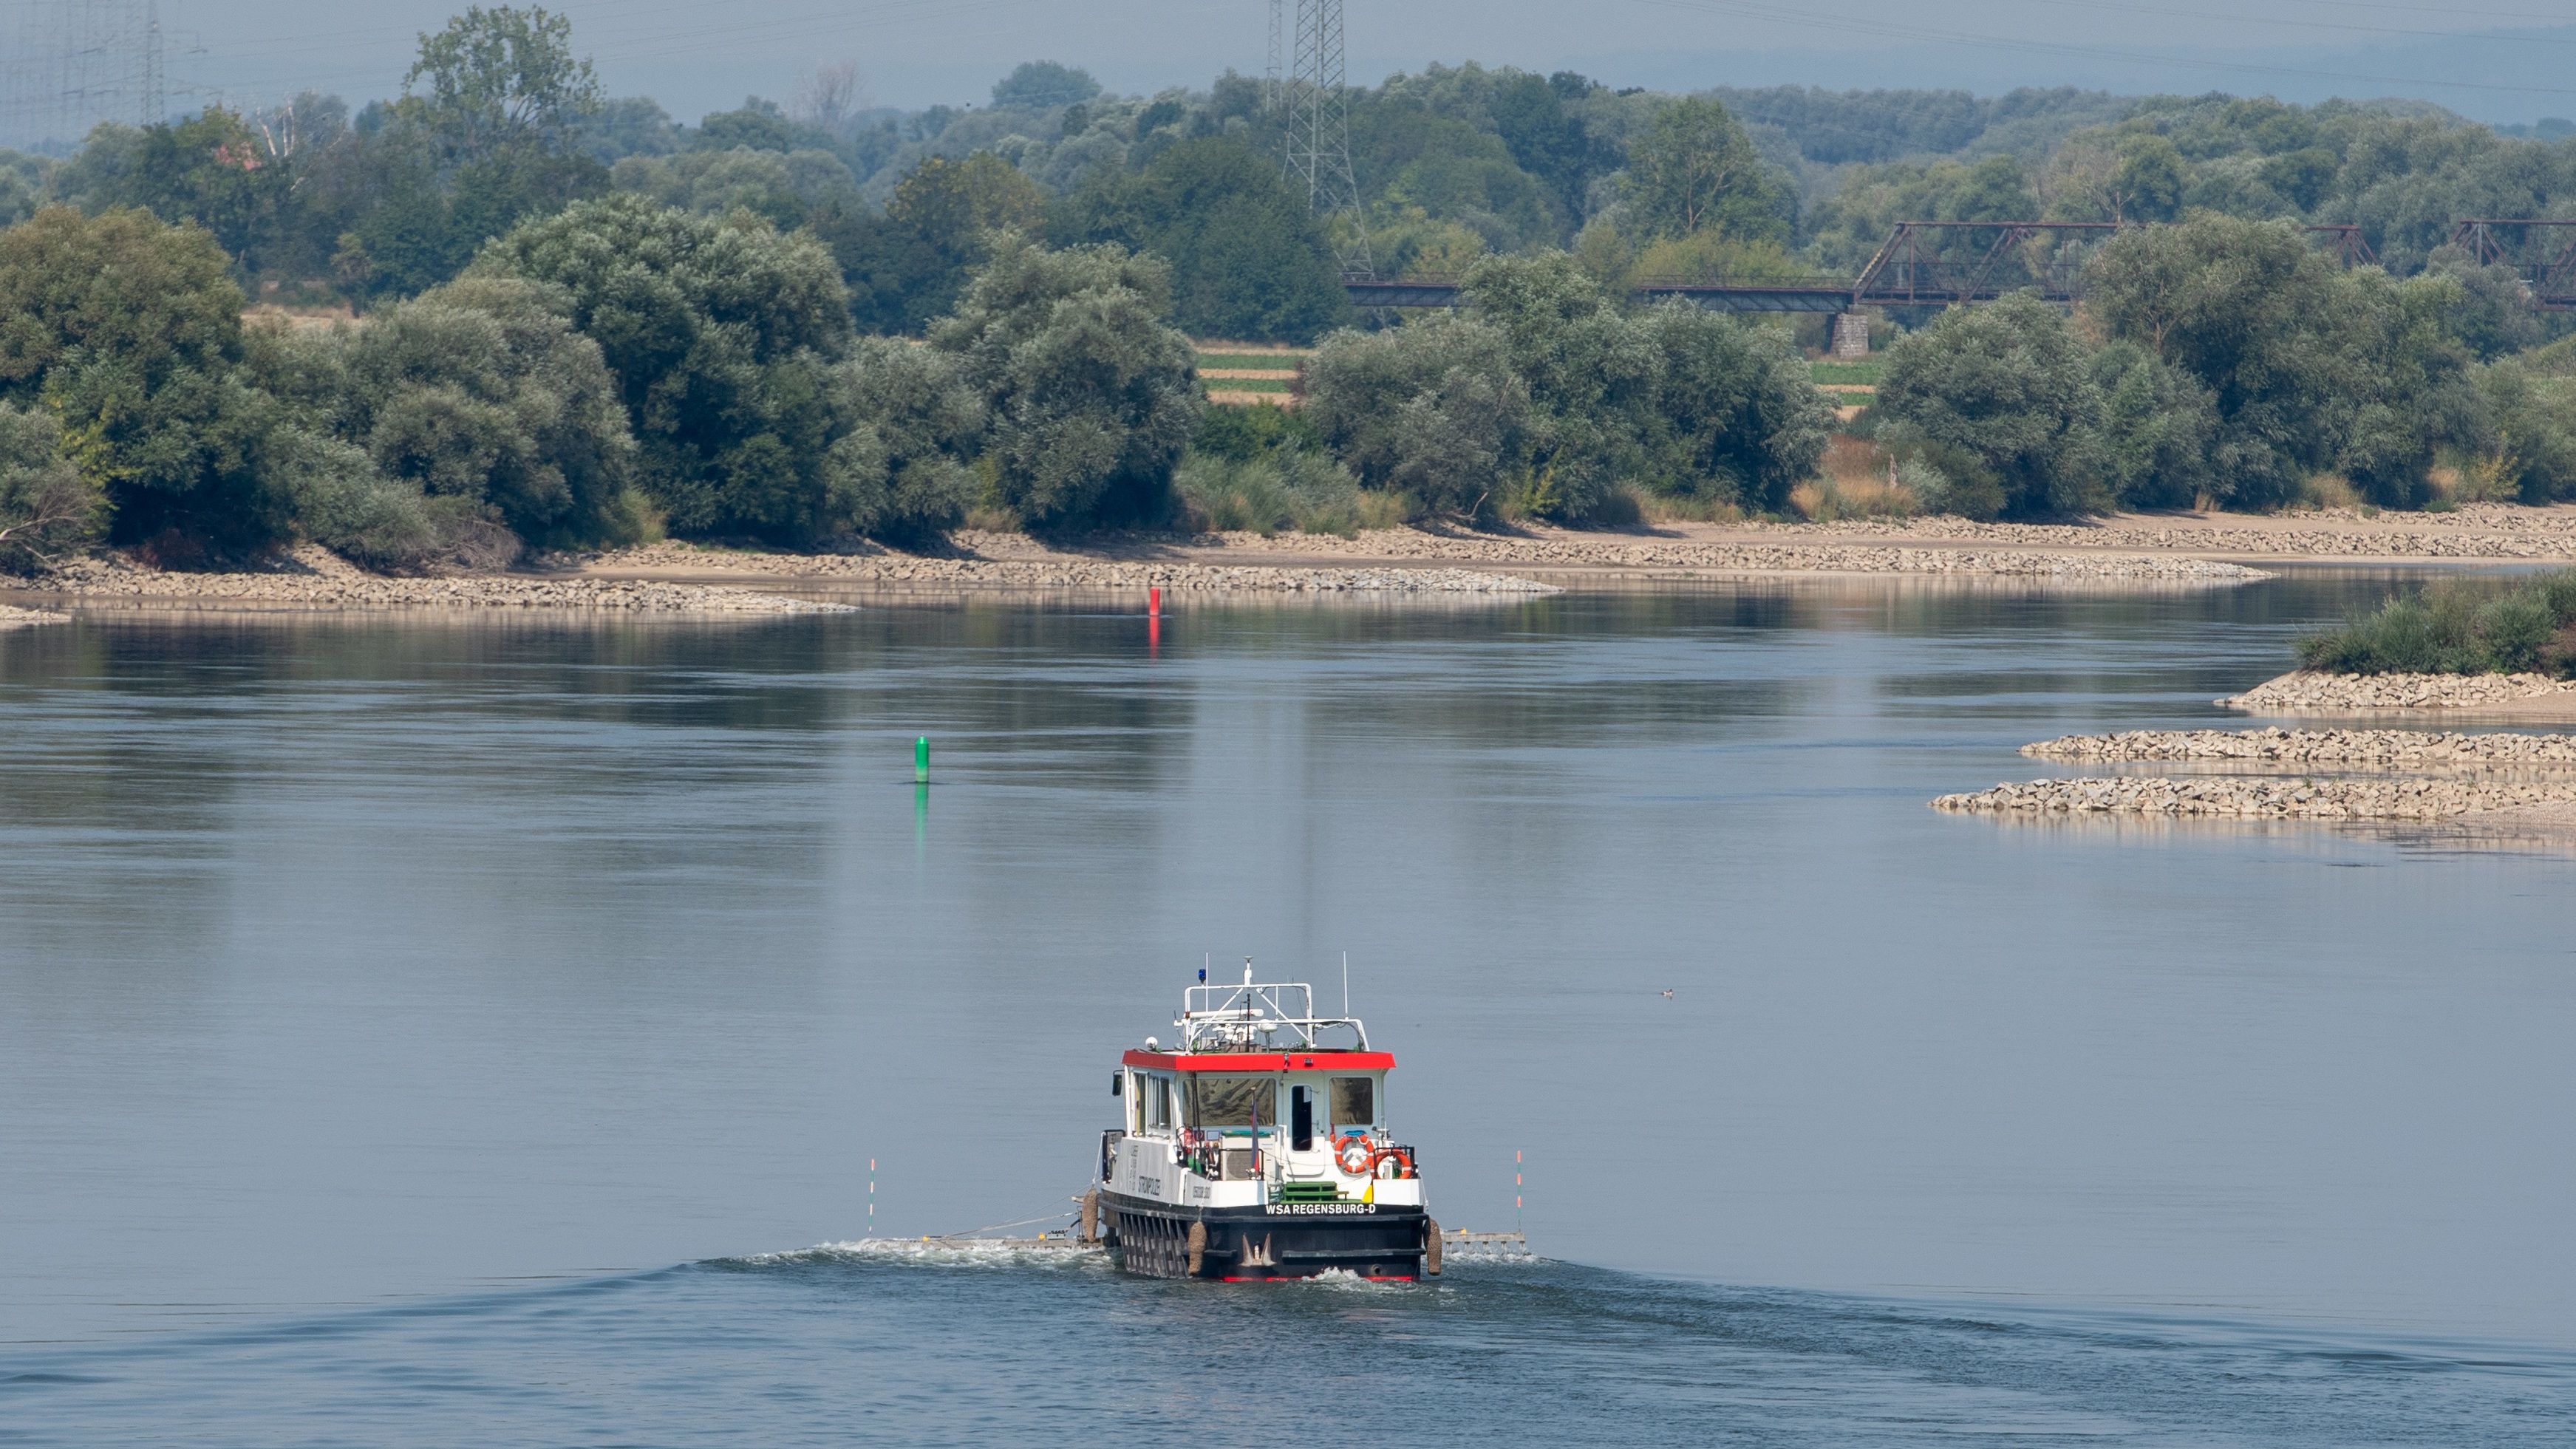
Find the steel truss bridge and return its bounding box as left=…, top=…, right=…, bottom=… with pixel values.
left=1346, top=219, right=2576, bottom=314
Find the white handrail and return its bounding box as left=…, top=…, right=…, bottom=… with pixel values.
left=1176, top=964, right=1369, bottom=1053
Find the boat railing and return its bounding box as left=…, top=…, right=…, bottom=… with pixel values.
left=1177, top=975, right=1369, bottom=1053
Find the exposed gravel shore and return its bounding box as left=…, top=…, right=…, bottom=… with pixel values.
left=1738, top=502, right=2576, bottom=560
left=594, top=536, right=2260, bottom=585
left=2220, top=670, right=2576, bottom=714
left=585, top=542, right=1563, bottom=593
left=1933, top=774, right=2576, bottom=819
left=2024, top=726, right=2576, bottom=763
left=0, top=603, right=68, bottom=629
left=23, top=550, right=851, bottom=614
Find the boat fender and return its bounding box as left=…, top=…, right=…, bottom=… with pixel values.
left=1186, top=1221, right=1207, bottom=1277
left=1425, top=1218, right=1442, bottom=1277
left=1335, top=1136, right=1374, bottom=1176
left=1080, top=1189, right=1100, bottom=1245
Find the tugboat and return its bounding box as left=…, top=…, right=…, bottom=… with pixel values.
left=1084, top=963, right=1439, bottom=1281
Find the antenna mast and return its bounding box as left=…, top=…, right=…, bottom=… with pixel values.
left=1282, top=0, right=1373, bottom=279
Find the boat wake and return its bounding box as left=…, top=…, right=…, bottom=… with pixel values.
left=715, top=1238, right=1108, bottom=1272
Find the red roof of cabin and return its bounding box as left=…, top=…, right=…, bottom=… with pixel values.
left=1122, top=1050, right=1393, bottom=1072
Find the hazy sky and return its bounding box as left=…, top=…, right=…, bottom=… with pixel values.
left=153, top=0, right=2576, bottom=124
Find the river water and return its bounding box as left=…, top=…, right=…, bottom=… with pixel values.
left=3, top=574, right=2572, bottom=1445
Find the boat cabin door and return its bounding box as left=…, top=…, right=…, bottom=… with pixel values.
left=1290, top=1084, right=1314, bottom=1151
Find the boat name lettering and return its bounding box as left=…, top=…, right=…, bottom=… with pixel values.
left=1272, top=1202, right=1377, bottom=1215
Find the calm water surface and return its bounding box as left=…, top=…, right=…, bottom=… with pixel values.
left=2, top=576, right=2572, bottom=1445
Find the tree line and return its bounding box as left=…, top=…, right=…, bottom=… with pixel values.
left=5, top=5, right=2576, bottom=567
left=1870, top=214, right=2576, bottom=518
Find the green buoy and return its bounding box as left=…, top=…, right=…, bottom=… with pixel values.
left=914, top=736, right=930, bottom=784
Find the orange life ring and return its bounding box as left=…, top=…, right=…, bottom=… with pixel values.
left=1335, top=1136, right=1374, bottom=1176
left=1374, top=1147, right=1415, bottom=1180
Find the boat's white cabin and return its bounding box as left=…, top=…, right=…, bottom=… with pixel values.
left=1103, top=970, right=1424, bottom=1210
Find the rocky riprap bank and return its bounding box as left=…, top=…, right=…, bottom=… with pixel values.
left=27, top=553, right=850, bottom=614
left=2024, top=726, right=2576, bottom=764
left=2220, top=670, right=2576, bottom=713
left=1932, top=774, right=2576, bottom=819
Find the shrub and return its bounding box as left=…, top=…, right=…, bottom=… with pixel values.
left=1174, top=449, right=1386, bottom=536
left=1302, top=314, right=1530, bottom=519
left=2297, top=571, right=2576, bottom=676
left=0, top=404, right=103, bottom=572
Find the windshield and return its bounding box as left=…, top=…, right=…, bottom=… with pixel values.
left=1185, top=1074, right=1274, bottom=1128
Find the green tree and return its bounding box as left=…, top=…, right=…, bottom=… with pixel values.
left=405, top=5, right=602, bottom=165
left=477, top=194, right=864, bottom=541
left=0, top=404, right=103, bottom=571
left=1051, top=136, right=1348, bottom=342
left=990, top=62, right=1100, bottom=111
left=1623, top=97, right=1789, bottom=244
left=2086, top=214, right=2478, bottom=509
left=1303, top=314, right=1532, bottom=517
left=1875, top=291, right=2108, bottom=519
left=1638, top=301, right=1831, bottom=514
left=825, top=338, right=984, bottom=542
left=2089, top=340, right=2217, bottom=510
left=324, top=276, right=640, bottom=547
left=821, top=152, right=1046, bottom=334
left=0, top=206, right=290, bottom=553
left=2474, top=346, right=2576, bottom=502
left=929, top=231, right=1198, bottom=528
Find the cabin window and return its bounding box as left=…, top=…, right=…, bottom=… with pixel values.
left=1127, top=1073, right=1143, bottom=1134
left=1147, top=1074, right=1173, bottom=1130
left=1185, top=1074, right=1275, bottom=1129
left=1331, top=1076, right=1374, bottom=1129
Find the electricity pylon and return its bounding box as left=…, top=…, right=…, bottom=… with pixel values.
left=1282, top=0, right=1373, bottom=279
left=1264, top=0, right=1284, bottom=114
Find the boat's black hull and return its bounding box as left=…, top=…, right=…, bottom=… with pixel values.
left=1100, top=1192, right=1434, bottom=1281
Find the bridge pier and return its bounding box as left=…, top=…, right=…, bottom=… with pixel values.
left=1830, top=311, right=1870, bottom=358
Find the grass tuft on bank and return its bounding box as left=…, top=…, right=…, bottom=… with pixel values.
left=2298, top=571, right=2576, bottom=676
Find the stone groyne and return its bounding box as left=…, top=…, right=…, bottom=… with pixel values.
left=2220, top=670, right=2576, bottom=715
left=1933, top=774, right=2576, bottom=819
left=2023, top=726, right=2576, bottom=765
